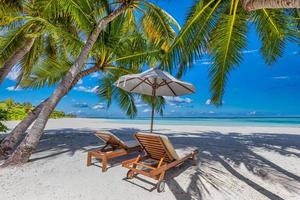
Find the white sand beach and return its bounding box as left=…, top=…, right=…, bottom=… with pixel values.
left=1, top=118, right=300, bottom=200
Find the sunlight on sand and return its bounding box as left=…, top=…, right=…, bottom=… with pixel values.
left=1, top=118, right=300, bottom=200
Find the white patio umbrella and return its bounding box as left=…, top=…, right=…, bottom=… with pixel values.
left=114, top=68, right=195, bottom=132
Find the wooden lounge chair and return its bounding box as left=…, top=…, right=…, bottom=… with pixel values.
left=87, top=131, right=141, bottom=173
left=122, top=132, right=198, bottom=192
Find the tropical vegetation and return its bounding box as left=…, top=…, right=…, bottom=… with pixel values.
left=0, top=0, right=299, bottom=166
left=0, top=99, right=75, bottom=121
left=0, top=0, right=180, bottom=164
left=162, top=0, right=300, bottom=104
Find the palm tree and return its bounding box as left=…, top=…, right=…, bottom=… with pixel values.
left=0, top=0, right=96, bottom=155
left=162, top=0, right=299, bottom=104
left=0, top=0, right=94, bottom=83
left=2, top=0, right=180, bottom=165
left=3, top=0, right=299, bottom=165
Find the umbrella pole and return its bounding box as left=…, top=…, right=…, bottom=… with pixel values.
left=150, top=79, right=156, bottom=133
left=150, top=95, right=155, bottom=133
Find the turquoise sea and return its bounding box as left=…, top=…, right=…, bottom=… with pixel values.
left=103, top=117, right=300, bottom=127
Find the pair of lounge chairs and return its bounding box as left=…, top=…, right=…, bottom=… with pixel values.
left=87, top=131, right=198, bottom=192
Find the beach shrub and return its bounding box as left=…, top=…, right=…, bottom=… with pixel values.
left=0, top=99, right=76, bottom=121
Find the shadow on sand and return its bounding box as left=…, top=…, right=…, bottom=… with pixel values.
left=7, top=128, right=300, bottom=199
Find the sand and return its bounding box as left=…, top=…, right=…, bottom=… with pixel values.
left=1, top=118, right=300, bottom=200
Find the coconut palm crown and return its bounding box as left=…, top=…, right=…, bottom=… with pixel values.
left=161, top=0, right=299, bottom=104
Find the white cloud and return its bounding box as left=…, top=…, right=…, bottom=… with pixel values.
left=208, top=111, right=215, bottom=114
left=136, top=103, right=148, bottom=108
left=76, top=110, right=83, bottom=114
left=142, top=109, right=151, bottom=113
left=249, top=111, right=256, bottom=115
left=164, top=96, right=192, bottom=104
left=6, top=86, right=22, bottom=91
left=201, top=61, right=214, bottom=65
left=77, top=79, right=83, bottom=85
left=194, top=58, right=214, bottom=65
left=74, top=86, right=99, bottom=93
left=134, top=96, right=142, bottom=104
left=205, top=99, right=211, bottom=105
left=92, top=103, right=105, bottom=111
left=90, top=72, right=101, bottom=79
left=241, top=49, right=258, bottom=54
left=272, top=76, right=290, bottom=80
left=6, top=70, right=19, bottom=81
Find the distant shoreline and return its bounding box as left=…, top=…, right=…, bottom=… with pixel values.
left=4, top=117, right=300, bottom=128
left=81, top=116, right=300, bottom=119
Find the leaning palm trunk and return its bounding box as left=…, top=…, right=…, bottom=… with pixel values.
left=0, top=100, right=46, bottom=157
left=0, top=37, right=36, bottom=84
left=3, top=4, right=128, bottom=166
left=242, top=0, right=300, bottom=11
left=0, top=63, right=104, bottom=158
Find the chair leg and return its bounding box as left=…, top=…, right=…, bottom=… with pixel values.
left=158, top=171, right=165, bottom=182
left=102, top=155, right=107, bottom=173
left=87, top=152, right=92, bottom=167
left=157, top=171, right=166, bottom=192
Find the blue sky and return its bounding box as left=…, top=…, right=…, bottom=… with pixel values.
left=1, top=0, right=300, bottom=118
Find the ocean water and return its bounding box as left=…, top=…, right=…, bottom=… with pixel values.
left=105, top=117, right=300, bottom=127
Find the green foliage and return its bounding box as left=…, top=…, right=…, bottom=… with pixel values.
left=50, top=110, right=76, bottom=119
left=209, top=1, right=248, bottom=104
left=162, top=0, right=298, bottom=104
left=141, top=2, right=180, bottom=52
left=0, top=0, right=89, bottom=82
left=0, top=99, right=75, bottom=121
left=252, top=9, right=288, bottom=65
left=17, top=0, right=177, bottom=118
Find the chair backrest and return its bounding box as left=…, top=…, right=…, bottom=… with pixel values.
left=95, top=131, right=127, bottom=149
left=135, top=132, right=180, bottom=163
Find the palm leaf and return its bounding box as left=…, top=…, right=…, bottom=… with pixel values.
left=140, top=95, right=165, bottom=116
left=162, top=0, right=221, bottom=74
left=252, top=9, right=288, bottom=64
left=20, top=57, right=72, bottom=88
left=141, top=2, right=180, bottom=51
left=209, top=0, right=248, bottom=104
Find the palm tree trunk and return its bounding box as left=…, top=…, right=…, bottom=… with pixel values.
left=242, top=0, right=300, bottom=11
left=0, top=100, right=46, bottom=157
left=0, top=64, right=103, bottom=158
left=2, top=5, right=128, bottom=166
left=0, top=37, right=36, bottom=84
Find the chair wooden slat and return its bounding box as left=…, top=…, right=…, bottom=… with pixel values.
left=122, top=132, right=198, bottom=192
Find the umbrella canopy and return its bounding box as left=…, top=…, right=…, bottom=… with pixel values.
left=114, top=68, right=195, bottom=132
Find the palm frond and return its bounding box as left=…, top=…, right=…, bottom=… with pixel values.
left=18, top=35, right=43, bottom=83
left=162, top=0, right=221, bottom=74
left=140, top=95, right=165, bottom=116
left=98, top=74, right=115, bottom=108
left=209, top=0, right=248, bottom=104
left=252, top=9, right=288, bottom=64
left=118, top=90, right=138, bottom=118
left=0, top=23, right=34, bottom=64
left=20, top=56, right=72, bottom=88
left=141, top=2, right=180, bottom=52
